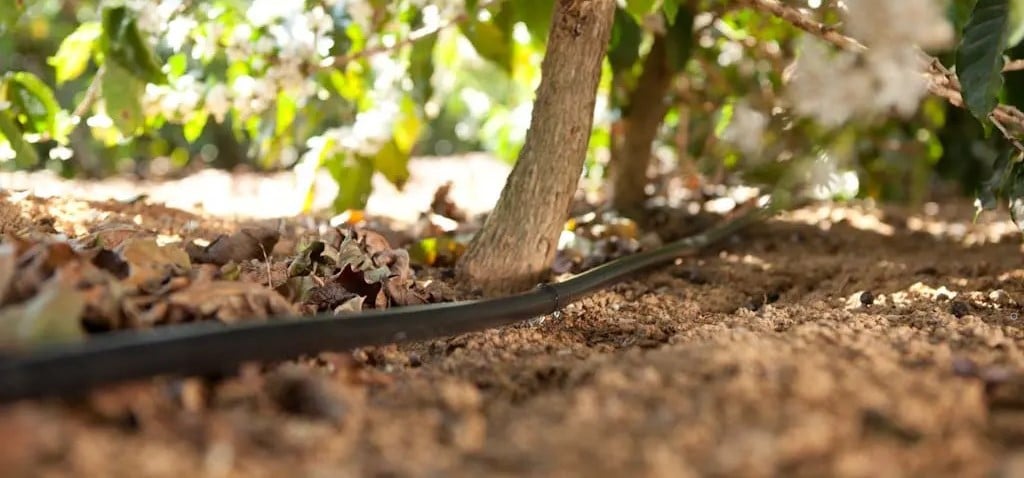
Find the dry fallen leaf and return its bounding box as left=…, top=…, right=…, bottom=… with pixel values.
left=117, top=238, right=192, bottom=292
left=305, top=283, right=359, bottom=313
left=0, top=243, right=15, bottom=304
left=0, top=275, right=85, bottom=350
left=4, top=238, right=81, bottom=304
left=430, top=182, right=467, bottom=222
left=186, top=227, right=280, bottom=265
left=165, top=280, right=296, bottom=323
left=71, top=222, right=150, bottom=251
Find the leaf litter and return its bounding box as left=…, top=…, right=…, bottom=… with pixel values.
left=0, top=189, right=486, bottom=350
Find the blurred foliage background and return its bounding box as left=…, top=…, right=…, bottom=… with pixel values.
left=0, top=0, right=1022, bottom=213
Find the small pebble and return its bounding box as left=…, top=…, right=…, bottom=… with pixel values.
left=951, top=357, right=978, bottom=377
left=950, top=300, right=970, bottom=319
left=860, top=290, right=875, bottom=306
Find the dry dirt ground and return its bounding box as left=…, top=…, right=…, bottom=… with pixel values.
left=3, top=159, right=1024, bottom=477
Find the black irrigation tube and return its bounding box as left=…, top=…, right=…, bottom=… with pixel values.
left=0, top=205, right=771, bottom=403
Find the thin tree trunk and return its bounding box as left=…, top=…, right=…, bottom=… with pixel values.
left=607, top=35, right=674, bottom=217
left=455, top=0, right=616, bottom=296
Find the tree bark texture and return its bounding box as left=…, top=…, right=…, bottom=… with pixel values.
left=608, top=35, right=674, bottom=217
left=455, top=0, right=615, bottom=296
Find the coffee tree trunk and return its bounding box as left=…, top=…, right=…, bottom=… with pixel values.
left=607, top=34, right=674, bottom=217
left=456, top=0, right=616, bottom=296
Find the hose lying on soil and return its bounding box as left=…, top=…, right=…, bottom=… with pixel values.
left=0, top=205, right=771, bottom=403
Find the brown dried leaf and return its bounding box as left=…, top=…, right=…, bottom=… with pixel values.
left=383, top=278, right=428, bottom=307
left=355, top=228, right=392, bottom=256
left=373, top=248, right=412, bottom=281
left=0, top=276, right=85, bottom=350
left=5, top=239, right=83, bottom=304
left=72, top=222, right=149, bottom=251
left=239, top=260, right=289, bottom=289
left=0, top=243, right=15, bottom=303
left=305, top=283, right=357, bottom=313
left=166, top=280, right=296, bottom=324
left=60, top=260, right=128, bottom=332
left=116, top=238, right=191, bottom=293
left=334, top=295, right=365, bottom=314
left=334, top=265, right=384, bottom=302
left=287, top=241, right=326, bottom=277
left=186, top=227, right=280, bottom=265
left=430, top=181, right=467, bottom=222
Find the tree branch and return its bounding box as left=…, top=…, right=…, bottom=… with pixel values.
left=1004, top=59, right=1024, bottom=72
left=70, top=65, right=104, bottom=126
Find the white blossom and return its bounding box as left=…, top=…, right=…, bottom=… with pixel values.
left=204, top=84, right=230, bottom=123
left=785, top=0, right=953, bottom=126
left=843, top=0, right=954, bottom=50
left=786, top=39, right=873, bottom=127
left=865, top=48, right=930, bottom=117
left=141, top=74, right=201, bottom=120
left=806, top=152, right=860, bottom=199
left=346, top=0, right=375, bottom=31
left=245, top=0, right=304, bottom=27
left=165, top=16, right=196, bottom=51
left=720, top=102, right=768, bottom=154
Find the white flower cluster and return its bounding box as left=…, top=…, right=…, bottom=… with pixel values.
left=133, top=0, right=342, bottom=124
left=124, top=0, right=181, bottom=36
left=299, top=54, right=408, bottom=164
left=141, top=74, right=203, bottom=121
left=214, top=3, right=336, bottom=120
left=805, top=152, right=860, bottom=199
left=786, top=0, right=953, bottom=127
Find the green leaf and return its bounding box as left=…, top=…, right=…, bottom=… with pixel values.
left=1009, top=0, right=1024, bottom=47
left=0, top=0, right=29, bottom=34
left=101, top=62, right=146, bottom=135
left=326, top=153, right=374, bottom=211
left=167, top=52, right=188, bottom=77
left=409, top=12, right=437, bottom=106
left=460, top=11, right=514, bottom=72
left=956, top=0, right=1012, bottom=123
left=5, top=71, right=61, bottom=137
left=373, top=141, right=410, bottom=189
left=299, top=136, right=336, bottom=212
left=101, top=6, right=167, bottom=85
left=663, top=0, right=680, bottom=25
left=275, top=91, right=297, bottom=136
left=0, top=109, right=39, bottom=167
left=512, top=0, right=553, bottom=44
left=393, top=96, right=422, bottom=154
left=665, top=4, right=696, bottom=72
left=182, top=110, right=207, bottom=142
left=976, top=143, right=1012, bottom=212
left=625, top=0, right=658, bottom=22
left=608, top=8, right=642, bottom=74
left=49, top=22, right=102, bottom=85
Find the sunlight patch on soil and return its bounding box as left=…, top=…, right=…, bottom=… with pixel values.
left=0, top=153, right=510, bottom=224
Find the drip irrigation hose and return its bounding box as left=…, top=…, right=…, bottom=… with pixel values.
left=0, top=205, right=771, bottom=403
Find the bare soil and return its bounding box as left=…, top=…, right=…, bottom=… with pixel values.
left=3, top=160, right=1024, bottom=477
